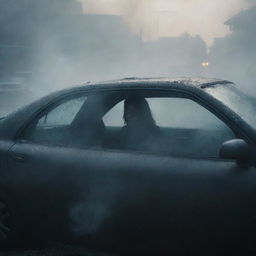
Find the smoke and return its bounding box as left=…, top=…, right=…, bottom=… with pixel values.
left=1, top=0, right=256, bottom=113
left=80, top=0, right=253, bottom=45
left=70, top=178, right=119, bottom=236
left=1, top=1, right=255, bottom=248
left=208, top=5, right=256, bottom=94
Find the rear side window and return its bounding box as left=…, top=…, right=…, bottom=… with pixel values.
left=38, top=96, right=86, bottom=128
left=22, top=95, right=87, bottom=145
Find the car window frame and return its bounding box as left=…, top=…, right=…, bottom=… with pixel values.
left=96, top=90, right=240, bottom=160
left=15, top=88, right=244, bottom=139
left=95, top=88, right=243, bottom=138
left=17, top=88, right=243, bottom=160
left=15, top=87, right=246, bottom=161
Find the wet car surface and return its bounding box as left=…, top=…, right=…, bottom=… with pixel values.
left=0, top=77, right=256, bottom=256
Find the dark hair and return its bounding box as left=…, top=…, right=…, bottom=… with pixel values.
left=123, top=96, right=156, bottom=127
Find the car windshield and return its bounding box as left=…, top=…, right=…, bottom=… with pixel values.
left=205, top=83, right=256, bottom=129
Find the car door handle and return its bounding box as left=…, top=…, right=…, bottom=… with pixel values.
left=10, top=153, right=27, bottom=162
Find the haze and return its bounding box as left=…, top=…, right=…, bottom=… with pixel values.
left=80, top=0, right=252, bottom=45
left=1, top=0, right=256, bottom=116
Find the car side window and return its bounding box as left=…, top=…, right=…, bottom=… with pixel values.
left=37, top=96, right=86, bottom=128
left=147, top=98, right=227, bottom=130
left=102, top=96, right=236, bottom=158
left=23, top=95, right=87, bottom=145
left=103, top=100, right=124, bottom=127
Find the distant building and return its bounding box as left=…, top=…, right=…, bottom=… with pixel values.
left=209, top=6, right=256, bottom=90
left=225, top=6, right=256, bottom=33
left=0, top=0, right=209, bottom=86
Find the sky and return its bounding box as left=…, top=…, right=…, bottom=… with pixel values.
left=79, top=0, right=253, bottom=45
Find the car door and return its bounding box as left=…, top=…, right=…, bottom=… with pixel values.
left=98, top=92, right=256, bottom=256
left=7, top=90, right=256, bottom=256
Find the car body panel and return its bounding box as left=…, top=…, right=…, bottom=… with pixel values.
left=0, top=77, right=256, bottom=255
left=7, top=142, right=256, bottom=255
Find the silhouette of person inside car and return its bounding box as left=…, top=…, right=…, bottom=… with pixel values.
left=120, top=96, right=161, bottom=152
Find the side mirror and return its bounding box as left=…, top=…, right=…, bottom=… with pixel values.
left=220, top=139, right=251, bottom=164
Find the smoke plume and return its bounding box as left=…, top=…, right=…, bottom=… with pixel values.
left=80, top=0, right=253, bottom=45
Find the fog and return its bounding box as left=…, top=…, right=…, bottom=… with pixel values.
left=209, top=4, right=256, bottom=94
left=1, top=0, right=256, bottom=103
left=81, top=0, right=252, bottom=45
left=1, top=1, right=256, bottom=252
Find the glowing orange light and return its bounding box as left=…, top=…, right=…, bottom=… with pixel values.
left=201, top=62, right=209, bottom=67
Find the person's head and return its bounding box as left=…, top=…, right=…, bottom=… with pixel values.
left=123, top=96, right=156, bottom=127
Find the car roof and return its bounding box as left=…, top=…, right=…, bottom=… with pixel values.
left=46, top=77, right=234, bottom=104
left=80, top=77, right=233, bottom=90
left=59, top=77, right=234, bottom=95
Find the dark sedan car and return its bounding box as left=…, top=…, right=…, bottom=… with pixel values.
left=0, top=77, right=256, bottom=255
